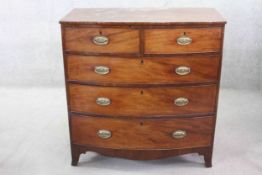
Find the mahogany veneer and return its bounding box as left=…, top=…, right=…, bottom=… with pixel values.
left=71, top=115, right=214, bottom=149
left=67, top=54, right=220, bottom=85
left=144, top=28, right=222, bottom=54
left=64, top=28, right=139, bottom=54
left=60, top=8, right=226, bottom=168
left=68, top=84, right=217, bottom=117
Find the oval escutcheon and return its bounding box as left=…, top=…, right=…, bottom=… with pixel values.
left=96, top=97, right=111, bottom=106
left=176, top=35, right=192, bottom=45
left=175, top=66, right=191, bottom=76
left=92, top=35, right=109, bottom=46
left=172, top=130, right=187, bottom=139
left=174, top=97, right=189, bottom=106
left=97, top=129, right=112, bottom=139
left=94, top=66, right=110, bottom=75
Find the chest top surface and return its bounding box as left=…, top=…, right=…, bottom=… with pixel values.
left=60, top=8, right=226, bottom=26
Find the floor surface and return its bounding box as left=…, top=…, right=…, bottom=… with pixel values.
left=0, top=87, right=261, bottom=175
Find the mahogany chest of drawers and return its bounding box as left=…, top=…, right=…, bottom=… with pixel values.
left=60, top=8, right=226, bottom=167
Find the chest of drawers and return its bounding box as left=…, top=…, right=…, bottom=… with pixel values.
left=60, top=8, right=226, bottom=168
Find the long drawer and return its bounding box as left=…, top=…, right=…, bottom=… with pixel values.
left=66, top=54, right=220, bottom=85
left=68, top=84, right=217, bottom=117
left=71, top=115, right=214, bottom=149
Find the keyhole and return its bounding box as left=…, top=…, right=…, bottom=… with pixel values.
left=140, top=59, right=144, bottom=64
left=140, top=90, right=144, bottom=95
left=99, top=31, right=102, bottom=35
left=140, top=122, right=144, bottom=126
left=183, top=32, right=186, bottom=35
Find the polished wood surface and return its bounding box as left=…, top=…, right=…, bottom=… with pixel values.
left=60, top=8, right=226, bottom=26
left=64, top=28, right=139, bottom=53
left=71, top=115, right=213, bottom=149
left=60, top=8, right=226, bottom=167
left=144, top=28, right=222, bottom=54
left=68, top=84, right=217, bottom=117
left=66, top=54, right=220, bottom=85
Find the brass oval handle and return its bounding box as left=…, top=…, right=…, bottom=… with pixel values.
left=93, top=35, right=109, bottom=46
left=177, top=35, right=192, bottom=45
left=96, top=97, right=111, bottom=106
left=94, top=66, right=110, bottom=75
left=175, top=66, right=191, bottom=75
left=97, top=129, right=111, bottom=139
left=172, top=130, right=187, bottom=139
left=174, top=97, right=189, bottom=106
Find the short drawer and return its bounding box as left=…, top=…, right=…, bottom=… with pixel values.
left=68, top=84, right=217, bottom=117
left=71, top=115, right=214, bottom=149
left=67, top=54, right=220, bottom=85
left=144, top=28, right=222, bottom=54
left=63, top=27, right=139, bottom=54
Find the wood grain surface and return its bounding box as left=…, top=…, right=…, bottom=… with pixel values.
left=60, top=8, right=226, bottom=26
left=68, top=84, right=217, bottom=117
left=66, top=54, right=220, bottom=85
left=144, top=28, right=222, bottom=54
left=71, top=115, right=214, bottom=149
left=64, top=27, right=139, bottom=53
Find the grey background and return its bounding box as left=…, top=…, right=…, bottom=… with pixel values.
left=1, top=1, right=262, bottom=175
left=1, top=0, right=262, bottom=90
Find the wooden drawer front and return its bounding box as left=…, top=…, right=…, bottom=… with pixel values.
left=64, top=28, right=139, bottom=54
left=69, top=84, right=217, bottom=117
left=67, top=55, right=220, bottom=85
left=71, top=115, right=213, bottom=149
left=144, top=28, right=222, bottom=54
